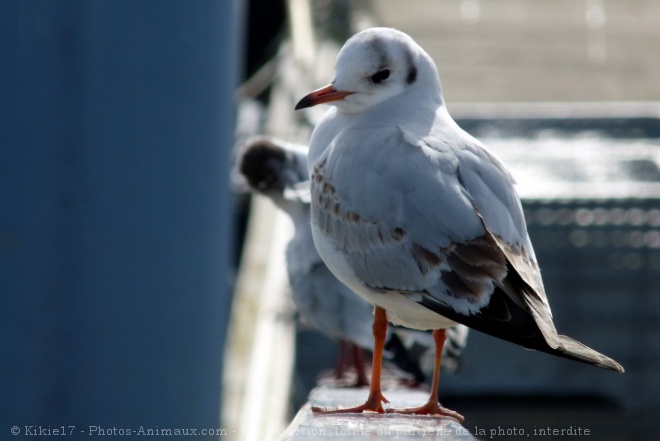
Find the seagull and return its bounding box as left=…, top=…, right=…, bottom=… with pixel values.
left=295, top=27, right=624, bottom=420
left=236, top=137, right=470, bottom=387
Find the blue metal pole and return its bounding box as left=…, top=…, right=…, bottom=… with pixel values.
left=1, top=0, right=238, bottom=437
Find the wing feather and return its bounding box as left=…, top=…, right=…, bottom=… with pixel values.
left=312, top=126, right=504, bottom=313
left=307, top=88, right=623, bottom=371
left=311, top=123, right=623, bottom=372
left=312, top=122, right=558, bottom=338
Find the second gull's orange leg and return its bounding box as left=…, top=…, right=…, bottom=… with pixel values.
left=334, top=340, right=349, bottom=380
left=312, top=307, right=389, bottom=413
left=351, top=343, right=369, bottom=387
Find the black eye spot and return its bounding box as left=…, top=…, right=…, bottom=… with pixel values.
left=370, top=69, right=390, bottom=84
left=406, top=66, right=417, bottom=85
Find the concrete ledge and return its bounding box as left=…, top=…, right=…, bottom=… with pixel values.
left=280, top=387, right=478, bottom=440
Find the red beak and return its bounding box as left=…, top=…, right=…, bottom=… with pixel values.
left=295, top=84, right=353, bottom=110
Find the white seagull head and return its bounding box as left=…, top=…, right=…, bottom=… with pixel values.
left=296, top=27, right=444, bottom=114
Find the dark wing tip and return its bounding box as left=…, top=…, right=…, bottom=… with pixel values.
left=419, top=289, right=625, bottom=373
left=556, top=335, right=625, bottom=373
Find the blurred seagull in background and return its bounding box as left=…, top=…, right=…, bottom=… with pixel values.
left=236, top=137, right=469, bottom=388
left=295, top=27, right=624, bottom=420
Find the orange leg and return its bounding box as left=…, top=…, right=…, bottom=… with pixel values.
left=386, top=329, right=464, bottom=422
left=334, top=340, right=349, bottom=380
left=312, top=307, right=389, bottom=413
left=351, top=344, right=369, bottom=387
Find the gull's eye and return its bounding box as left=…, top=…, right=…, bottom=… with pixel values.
left=370, top=69, right=390, bottom=84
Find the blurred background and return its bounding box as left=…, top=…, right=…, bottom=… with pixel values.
left=2, top=0, right=659, bottom=440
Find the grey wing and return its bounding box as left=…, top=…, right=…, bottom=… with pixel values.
left=312, top=126, right=502, bottom=315
left=312, top=125, right=562, bottom=355
left=314, top=125, right=623, bottom=372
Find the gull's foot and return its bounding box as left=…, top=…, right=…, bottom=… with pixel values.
left=386, top=401, right=464, bottom=422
